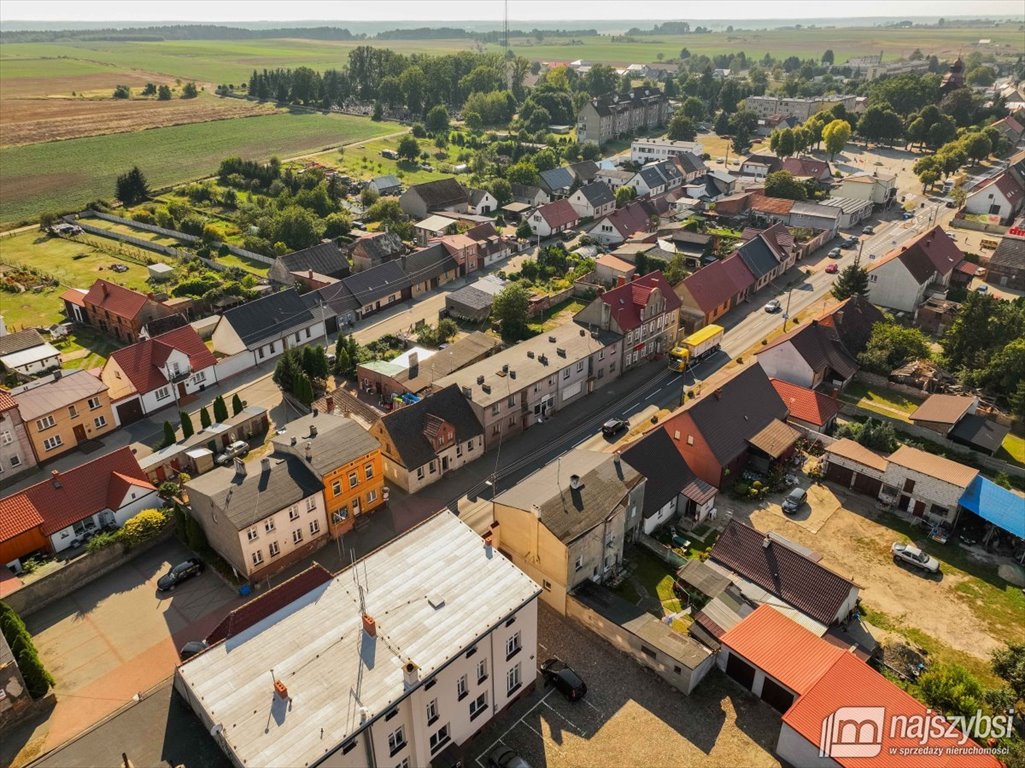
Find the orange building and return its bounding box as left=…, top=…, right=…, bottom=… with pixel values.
left=271, top=411, right=385, bottom=537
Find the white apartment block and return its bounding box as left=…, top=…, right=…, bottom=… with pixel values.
left=175, top=512, right=541, bottom=768
left=630, top=138, right=704, bottom=164
left=744, top=94, right=858, bottom=121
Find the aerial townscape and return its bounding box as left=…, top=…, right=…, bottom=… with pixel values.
left=2, top=1, right=1025, bottom=767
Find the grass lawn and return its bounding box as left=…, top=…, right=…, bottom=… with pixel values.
left=0, top=111, right=401, bottom=226
left=528, top=298, right=588, bottom=334
left=841, top=381, right=924, bottom=421
left=0, top=231, right=157, bottom=328
left=210, top=252, right=270, bottom=276
left=996, top=432, right=1025, bottom=466
left=312, top=136, right=463, bottom=186
left=56, top=327, right=124, bottom=370
left=628, top=547, right=679, bottom=604
left=83, top=217, right=189, bottom=248
left=697, top=131, right=766, bottom=162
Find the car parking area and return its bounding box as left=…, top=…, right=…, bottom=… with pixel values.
left=469, top=604, right=782, bottom=768
left=24, top=538, right=241, bottom=752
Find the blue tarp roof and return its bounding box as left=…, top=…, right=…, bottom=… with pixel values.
left=959, top=476, right=1025, bottom=539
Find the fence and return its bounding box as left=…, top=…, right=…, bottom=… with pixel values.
left=75, top=220, right=187, bottom=261
left=837, top=403, right=1024, bottom=479
left=853, top=370, right=931, bottom=400
left=636, top=531, right=688, bottom=569
left=949, top=213, right=1008, bottom=235
left=87, top=210, right=200, bottom=243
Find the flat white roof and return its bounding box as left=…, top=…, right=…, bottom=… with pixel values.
left=0, top=343, right=60, bottom=368
left=178, top=512, right=540, bottom=768
left=390, top=346, right=436, bottom=370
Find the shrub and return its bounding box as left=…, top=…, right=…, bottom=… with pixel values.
left=118, top=508, right=168, bottom=548
left=0, top=602, right=53, bottom=698
left=732, top=482, right=750, bottom=497
left=86, top=532, right=118, bottom=553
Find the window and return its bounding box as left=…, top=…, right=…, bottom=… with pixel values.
left=507, top=395, right=516, bottom=407
left=93, top=415, right=107, bottom=429
left=429, top=724, right=450, bottom=755
left=292, top=529, right=303, bottom=544
left=247, top=528, right=258, bottom=541
left=88, top=396, right=102, bottom=410
left=562, top=369, right=570, bottom=380
left=192, top=371, right=206, bottom=384
left=641, top=645, right=656, bottom=659
left=258, top=347, right=265, bottom=359
left=364, top=464, right=374, bottom=480
left=508, top=416, right=515, bottom=427
left=396, top=758, right=409, bottom=768
left=506, top=663, right=521, bottom=695
left=426, top=698, right=438, bottom=725
left=367, top=489, right=377, bottom=503
left=467, top=440, right=474, bottom=452
left=491, top=404, right=500, bottom=416
left=0, top=430, right=11, bottom=446
left=598, top=349, right=605, bottom=360
left=506, top=631, right=521, bottom=660
left=269, top=541, right=280, bottom=557
left=542, top=579, right=552, bottom=591
left=310, top=520, right=320, bottom=535
left=575, top=555, right=584, bottom=572
left=264, top=519, right=275, bottom=533
left=477, top=658, right=488, bottom=683
left=251, top=550, right=263, bottom=566
left=456, top=443, right=462, bottom=457
left=331, top=479, right=342, bottom=496
left=68, top=404, right=78, bottom=418
left=385, top=708, right=399, bottom=721
left=456, top=674, right=468, bottom=700
left=674, top=665, right=682, bottom=675
left=903, top=478, right=916, bottom=493
left=492, top=424, right=501, bottom=435
left=416, top=467, right=425, bottom=480
left=305, top=497, right=316, bottom=511
left=340, top=740, right=357, bottom=756
left=10, top=455, right=21, bottom=468
left=387, top=726, right=406, bottom=757
left=155, top=386, right=171, bottom=401
left=36, top=415, right=55, bottom=431
left=470, top=692, right=488, bottom=719
left=289, top=506, right=300, bottom=521
left=576, top=361, right=584, bottom=372
left=348, top=471, right=358, bottom=488
left=43, top=435, right=63, bottom=451
left=429, top=460, right=437, bottom=475
left=305, top=328, right=311, bottom=339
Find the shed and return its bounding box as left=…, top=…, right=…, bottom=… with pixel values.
left=147, top=263, right=175, bottom=282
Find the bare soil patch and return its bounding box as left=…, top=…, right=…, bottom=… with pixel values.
left=1, top=96, right=276, bottom=146
left=1, top=70, right=175, bottom=99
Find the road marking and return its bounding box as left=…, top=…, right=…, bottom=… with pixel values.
left=478, top=691, right=555, bottom=764
left=541, top=698, right=585, bottom=736
left=582, top=698, right=603, bottom=716
left=644, top=389, right=660, bottom=401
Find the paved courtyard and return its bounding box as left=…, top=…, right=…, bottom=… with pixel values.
left=18, top=538, right=241, bottom=759
left=467, top=604, right=782, bottom=768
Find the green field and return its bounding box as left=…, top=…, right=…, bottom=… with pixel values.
left=0, top=230, right=159, bottom=328
left=314, top=136, right=470, bottom=186
left=0, top=111, right=402, bottom=225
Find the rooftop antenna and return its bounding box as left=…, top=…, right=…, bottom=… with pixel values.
left=350, top=548, right=366, bottom=613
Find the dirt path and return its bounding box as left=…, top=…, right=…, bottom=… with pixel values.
left=746, top=493, right=1009, bottom=661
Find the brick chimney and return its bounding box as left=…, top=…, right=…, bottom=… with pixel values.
left=50, top=469, right=62, bottom=488
left=362, top=613, right=377, bottom=637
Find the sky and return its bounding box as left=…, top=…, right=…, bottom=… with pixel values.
left=2, top=0, right=1023, bottom=23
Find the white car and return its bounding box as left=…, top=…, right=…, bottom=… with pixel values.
left=891, top=542, right=940, bottom=574
left=764, top=299, right=782, bottom=313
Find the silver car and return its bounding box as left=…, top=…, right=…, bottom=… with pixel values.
left=215, top=440, right=249, bottom=466
left=891, top=542, right=940, bottom=573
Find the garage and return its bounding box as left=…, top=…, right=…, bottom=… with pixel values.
left=853, top=472, right=882, bottom=497
left=760, top=677, right=796, bottom=712
left=725, top=651, right=756, bottom=690
left=115, top=397, right=144, bottom=425
left=825, top=463, right=854, bottom=487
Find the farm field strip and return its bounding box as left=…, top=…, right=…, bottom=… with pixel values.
left=0, top=111, right=401, bottom=225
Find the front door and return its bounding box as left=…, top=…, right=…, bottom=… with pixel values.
left=73, top=424, right=87, bottom=442
left=352, top=498, right=361, bottom=517
left=913, top=500, right=926, bottom=517
left=442, top=456, right=449, bottom=472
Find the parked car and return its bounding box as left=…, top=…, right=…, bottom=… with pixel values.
left=782, top=487, right=808, bottom=514
left=602, top=417, right=628, bottom=437
left=179, top=639, right=209, bottom=660
left=840, top=237, right=859, bottom=249
left=975, top=267, right=987, bottom=277
left=215, top=440, right=249, bottom=466
left=901, top=211, right=915, bottom=220
left=891, top=542, right=940, bottom=574
left=540, top=658, right=587, bottom=701
left=157, top=558, right=205, bottom=592
left=827, top=247, right=842, bottom=258
left=764, top=299, right=782, bottom=313
left=488, top=746, right=532, bottom=768
left=862, top=225, right=875, bottom=235
left=825, top=263, right=839, bottom=274
left=975, top=284, right=989, bottom=293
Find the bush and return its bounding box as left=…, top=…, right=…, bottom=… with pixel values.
left=732, top=482, right=750, bottom=497
left=0, top=602, right=54, bottom=698
left=118, top=508, right=168, bottom=548
left=86, top=532, right=118, bottom=553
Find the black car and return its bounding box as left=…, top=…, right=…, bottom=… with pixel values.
left=487, top=746, right=532, bottom=768
left=179, top=640, right=209, bottom=661
left=157, top=558, right=205, bottom=592
left=540, top=658, right=587, bottom=701
left=602, top=417, right=628, bottom=437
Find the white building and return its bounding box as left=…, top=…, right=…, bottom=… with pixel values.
left=630, top=138, right=704, bottom=164
left=836, top=172, right=898, bottom=206
left=211, top=288, right=327, bottom=370
left=0, top=343, right=61, bottom=376
left=744, top=94, right=858, bottom=121
left=175, top=512, right=541, bottom=768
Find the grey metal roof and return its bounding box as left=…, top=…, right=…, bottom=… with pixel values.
left=736, top=236, right=781, bottom=279
left=621, top=428, right=710, bottom=518
left=578, top=181, right=615, bottom=207
left=0, top=329, right=46, bottom=357
left=376, top=384, right=484, bottom=469
left=494, top=449, right=641, bottom=543
left=303, top=280, right=360, bottom=318
left=272, top=411, right=381, bottom=477
left=405, top=178, right=468, bottom=210
left=222, top=289, right=316, bottom=347
left=276, top=241, right=350, bottom=280
left=446, top=285, right=494, bottom=311
left=539, top=166, right=575, bottom=194
left=186, top=453, right=324, bottom=530
left=638, top=164, right=667, bottom=188
left=11, top=370, right=108, bottom=420
left=176, top=512, right=541, bottom=768
left=341, top=260, right=409, bottom=307
left=402, top=243, right=458, bottom=285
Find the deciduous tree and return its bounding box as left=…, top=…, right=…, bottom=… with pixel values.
left=821, top=119, right=851, bottom=159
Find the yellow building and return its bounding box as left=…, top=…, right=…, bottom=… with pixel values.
left=10, top=370, right=117, bottom=462
left=272, top=411, right=385, bottom=537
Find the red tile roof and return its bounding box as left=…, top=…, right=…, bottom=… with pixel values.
left=679, top=254, right=755, bottom=313
left=603, top=200, right=655, bottom=238
left=0, top=493, right=45, bottom=543
left=60, top=288, right=87, bottom=307
left=599, top=272, right=681, bottom=331
left=784, top=652, right=1001, bottom=768
left=0, top=389, right=16, bottom=412
left=205, top=564, right=334, bottom=645
left=771, top=379, right=841, bottom=427
left=536, top=199, right=579, bottom=229
left=899, top=225, right=965, bottom=276
left=83, top=279, right=150, bottom=321
left=781, top=156, right=830, bottom=179
left=0, top=447, right=155, bottom=538
left=719, top=605, right=846, bottom=694
left=106, top=326, right=216, bottom=395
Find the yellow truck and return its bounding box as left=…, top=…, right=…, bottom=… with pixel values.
left=668, top=325, right=725, bottom=372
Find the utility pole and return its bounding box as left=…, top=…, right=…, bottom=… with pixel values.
left=781, top=287, right=794, bottom=332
